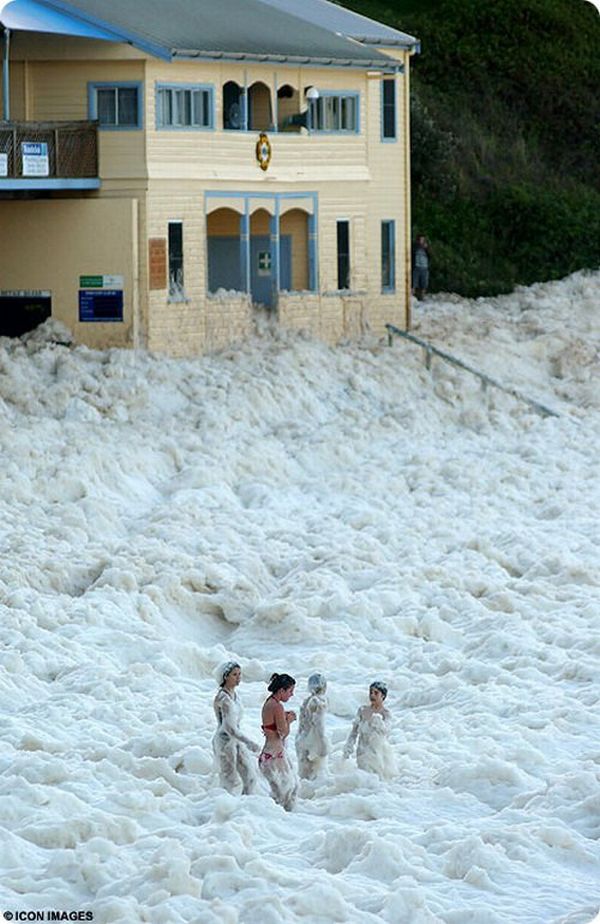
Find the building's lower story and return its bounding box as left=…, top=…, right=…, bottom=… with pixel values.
left=0, top=187, right=408, bottom=355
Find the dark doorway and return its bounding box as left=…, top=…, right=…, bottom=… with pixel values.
left=0, top=295, right=52, bottom=337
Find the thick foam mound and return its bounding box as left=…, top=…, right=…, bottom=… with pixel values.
left=0, top=272, right=598, bottom=923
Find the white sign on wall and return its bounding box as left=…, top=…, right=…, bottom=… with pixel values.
left=22, top=142, right=49, bottom=177
left=0, top=153, right=7, bottom=177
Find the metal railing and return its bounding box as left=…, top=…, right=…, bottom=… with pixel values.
left=386, top=323, right=560, bottom=419
left=0, top=120, right=98, bottom=178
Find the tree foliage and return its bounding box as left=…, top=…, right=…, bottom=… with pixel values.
left=342, top=0, right=600, bottom=294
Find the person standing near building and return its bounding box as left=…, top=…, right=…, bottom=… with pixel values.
left=412, top=234, right=431, bottom=300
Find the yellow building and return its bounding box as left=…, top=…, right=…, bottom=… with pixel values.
left=0, top=0, right=418, bottom=354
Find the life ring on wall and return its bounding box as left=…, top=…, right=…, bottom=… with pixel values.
left=256, top=132, right=272, bottom=171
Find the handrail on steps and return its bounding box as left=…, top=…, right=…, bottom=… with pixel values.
left=385, top=324, right=560, bottom=419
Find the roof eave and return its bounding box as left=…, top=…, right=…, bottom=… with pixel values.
left=353, top=36, right=421, bottom=53
left=172, top=48, right=402, bottom=70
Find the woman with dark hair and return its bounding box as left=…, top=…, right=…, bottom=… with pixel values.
left=259, top=672, right=298, bottom=810
left=212, top=661, right=260, bottom=794
left=343, top=681, right=397, bottom=779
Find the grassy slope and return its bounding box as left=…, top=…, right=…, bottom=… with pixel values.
left=341, top=0, right=600, bottom=295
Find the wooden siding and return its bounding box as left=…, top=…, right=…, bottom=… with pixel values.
left=28, top=61, right=147, bottom=179
left=145, top=60, right=369, bottom=180
left=3, top=33, right=412, bottom=352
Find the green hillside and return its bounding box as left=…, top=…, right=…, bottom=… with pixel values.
left=343, top=0, right=600, bottom=295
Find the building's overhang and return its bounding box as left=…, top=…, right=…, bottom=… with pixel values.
left=1, top=0, right=409, bottom=68
left=172, top=49, right=402, bottom=72
left=0, top=0, right=171, bottom=59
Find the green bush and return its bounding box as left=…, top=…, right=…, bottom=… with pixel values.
left=342, top=0, right=600, bottom=295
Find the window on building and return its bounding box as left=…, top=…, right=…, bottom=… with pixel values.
left=223, top=81, right=245, bottom=130
left=337, top=220, right=350, bottom=290
left=168, top=221, right=184, bottom=299
left=157, top=86, right=213, bottom=129
left=309, top=93, right=359, bottom=133
left=381, top=78, right=397, bottom=140
left=381, top=220, right=395, bottom=291
left=89, top=83, right=141, bottom=128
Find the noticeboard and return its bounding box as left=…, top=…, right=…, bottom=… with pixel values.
left=78, top=289, right=123, bottom=322
left=22, top=142, right=49, bottom=177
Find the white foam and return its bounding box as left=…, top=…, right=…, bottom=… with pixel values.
left=0, top=271, right=598, bottom=922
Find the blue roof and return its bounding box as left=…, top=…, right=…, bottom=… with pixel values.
left=1, top=0, right=124, bottom=43
left=0, top=0, right=417, bottom=67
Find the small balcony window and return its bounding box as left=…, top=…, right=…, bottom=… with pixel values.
left=157, top=85, right=214, bottom=129
left=88, top=83, right=142, bottom=129
left=308, top=93, right=359, bottom=133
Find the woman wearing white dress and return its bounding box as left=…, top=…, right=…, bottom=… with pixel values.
left=212, top=661, right=260, bottom=794
left=296, top=672, right=329, bottom=780
left=343, top=681, right=396, bottom=779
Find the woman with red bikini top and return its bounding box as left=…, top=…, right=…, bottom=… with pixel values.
left=258, top=672, right=298, bottom=811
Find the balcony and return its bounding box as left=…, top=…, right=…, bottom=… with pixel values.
left=0, top=120, right=100, bottom=191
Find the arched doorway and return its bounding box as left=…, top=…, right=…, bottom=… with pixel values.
left=280, top=209, right=310, bottom=291
left=205, top=194, right=317, bottom=307
left=277, top=84, right=305, bottom=132
left=249, top=207, right=289, bottom=308
left=207, top=207, right=244, bottom=293
left=248, top=82, right=273, bottom=131
left=223, top=82, right=243, bottom=130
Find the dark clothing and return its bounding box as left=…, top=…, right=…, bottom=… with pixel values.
left=411, top=240, right=430, bottom=293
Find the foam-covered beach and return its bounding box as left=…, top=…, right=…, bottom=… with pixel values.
left=0, top=271, right=598, bottom=923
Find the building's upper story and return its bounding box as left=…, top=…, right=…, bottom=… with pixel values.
left=0, top=0, right=418, bottom=189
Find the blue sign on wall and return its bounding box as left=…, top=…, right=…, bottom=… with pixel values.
left=22, top=142, right=47, bottom=157
left=78, top=289, right=123, bottom=322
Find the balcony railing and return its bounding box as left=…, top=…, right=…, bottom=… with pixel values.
left=0, top=120, right=98, bottom=179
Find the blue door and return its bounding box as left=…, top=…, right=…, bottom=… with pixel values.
left=250, top=235, right=291, bottom=307
left=207, top=234, right=291, bottom=306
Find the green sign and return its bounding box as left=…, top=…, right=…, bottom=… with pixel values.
left=79, top=275, right=103, bottom=288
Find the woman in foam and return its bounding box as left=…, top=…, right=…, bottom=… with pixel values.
left=295, top=672, right=329, bottom=780
left=259, top=672, right=298, bottom=811
left=212, top=661, right=260, bottom=794
left=343, top=680, right=397, bottom=779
